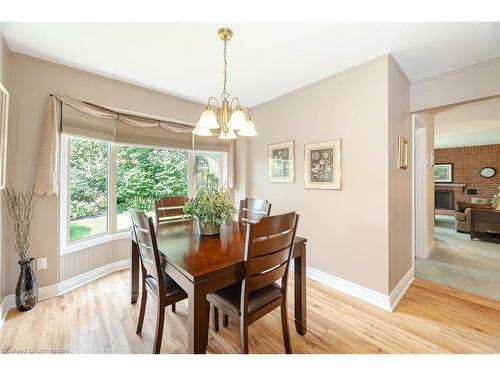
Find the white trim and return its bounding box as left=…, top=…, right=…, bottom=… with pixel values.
left=414, top=124, right=430, bottom=259
left=389, top=268, right=415, bottom=311
left=108, top=142, right=118, bottom=234
left=305, top=266, right=393, bottom=310
left=0, top=81, right=9, bottom=189
left=0, top=296, right=12, bottom=331
left=0, top=259, right=130, bottom=323
left=291, top=264, right=414, bottom=312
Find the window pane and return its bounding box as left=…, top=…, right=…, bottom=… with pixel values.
left=69, top=138, right=108, bottom=242
left=116, top=145, right=189, bottom=230
left=195, top=151, right=223, bottom=189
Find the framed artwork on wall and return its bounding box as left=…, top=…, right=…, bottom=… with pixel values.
left=268, top=141, right=295, bottom=183
left=434, top=163, right=453, bottom=183
left=398, top=136, right=409, bottom=169
left=304, top=139, right=341, bottom=190
left=0, top=82, right=9, bottom=189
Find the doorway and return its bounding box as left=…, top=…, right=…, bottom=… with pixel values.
left=413, top=98, right=500, bottom=301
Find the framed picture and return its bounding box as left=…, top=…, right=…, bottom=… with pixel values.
left=0, top=82, right=9, bottom=189
left=398, top=136, right=408, bottom=169
left=304, top=139, right=341, bottom=190
left=268, top=141, right=295, bottom=183
left=434, top=163, right=453, bottom=183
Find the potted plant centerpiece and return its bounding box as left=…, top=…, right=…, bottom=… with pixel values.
left=4, top=186, right=38, bottom=311
left=183, top=180, right=236, bottom=235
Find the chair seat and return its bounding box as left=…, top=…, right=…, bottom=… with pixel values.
left=145, top=271, right=187, bottom=301
left=207, top=282, right=283, bottom=316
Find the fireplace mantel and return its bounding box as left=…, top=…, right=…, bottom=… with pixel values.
left=435, top=183, right=466, bottom=188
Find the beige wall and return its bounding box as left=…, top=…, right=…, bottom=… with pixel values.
left=4, top=52, right=204, bottom=295
left=248, top=55, right=406, bottom=294
left=387, top=58, right=412, bottom=291
left=0, top=32, right=10, bottom=304
left=410, top=58, right=500, bottom=112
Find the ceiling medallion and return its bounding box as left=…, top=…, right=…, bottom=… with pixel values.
left=192, top=27, right=257, bottom=140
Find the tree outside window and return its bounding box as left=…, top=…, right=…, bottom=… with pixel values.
left=116, top=145, right=188, bottom=230
left=69, top=138, right=108, bottom=242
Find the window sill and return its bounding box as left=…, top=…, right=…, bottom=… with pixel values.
left=60, top=231, right=131, bottom=256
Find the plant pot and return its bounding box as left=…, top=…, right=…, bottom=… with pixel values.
left=196, top=219, right=220, bottom=235
left=15, top=258, right=38, bottom=311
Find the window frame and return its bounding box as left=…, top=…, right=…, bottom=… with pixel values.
left=60, top=135, right=112, bottom=254
left=59, top=134, right=229, bottom=255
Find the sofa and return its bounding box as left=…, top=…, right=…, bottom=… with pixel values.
left=454, top=196, right=500, bottom=234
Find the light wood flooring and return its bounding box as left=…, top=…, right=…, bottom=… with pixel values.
left=1, top=270, right=499, bottom=354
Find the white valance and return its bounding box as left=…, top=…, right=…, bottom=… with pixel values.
left=34, top=94, right=234, bottom=196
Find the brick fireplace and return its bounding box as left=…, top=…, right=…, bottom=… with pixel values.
left=434, top=144, right=499, bottom=216
left=435, top=184, right=464, bottom=215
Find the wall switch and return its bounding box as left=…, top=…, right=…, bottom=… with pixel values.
left=37, top=257, right=48, bottom=270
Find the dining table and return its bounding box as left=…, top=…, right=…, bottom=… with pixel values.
left=129, top=219, right=307, bottom=354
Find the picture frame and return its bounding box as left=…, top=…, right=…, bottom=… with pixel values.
left=268, top=141, right=295, bottom=183
left=398, top=136, right=408, bottom=169
left=304, top=139, right=341, bottom=190
left=0, top=82, right=9, bottom=189
left=434, top=163, right=453, bottom=183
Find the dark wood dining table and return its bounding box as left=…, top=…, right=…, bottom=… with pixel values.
left=130, top=219, right=307, bottom=354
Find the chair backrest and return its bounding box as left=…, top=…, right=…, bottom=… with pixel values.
left=130, top=210, right=164, bottom=293
left=241, top=211, right=299, bottom=306
left=238, top=198, right=272, bottom=223
left=155, top=196, right=188, bottom=224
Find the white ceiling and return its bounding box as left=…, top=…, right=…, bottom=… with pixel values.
left=1, top=23, right=499, bottom=107
left=434, top=97, right=500, bottom=149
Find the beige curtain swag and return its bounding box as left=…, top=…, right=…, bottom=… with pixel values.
left=34, top=94, right=234, bottom=196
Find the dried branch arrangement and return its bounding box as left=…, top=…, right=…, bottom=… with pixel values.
left=4, top=186, right=37, bottom=262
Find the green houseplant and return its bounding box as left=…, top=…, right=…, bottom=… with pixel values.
left=183, top=179, right=236, bottom=235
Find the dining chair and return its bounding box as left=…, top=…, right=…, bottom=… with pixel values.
left=130, top=210, right=188, bottom=354
left=238, top=198, right=272, bottom=223
left=154, top=196, right=188, bottom=224
left=208, top=211, right=299, bottom=354
left=215, top=198, right=271, bottom=330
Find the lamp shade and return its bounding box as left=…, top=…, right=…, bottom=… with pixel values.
left=238, top=120, right=258, bottom=136
left=196, top=108, right=220, bottom=129
left=192, top=126, right=213, bottom=136
left=218, top=128, right=237, bottom=140
left=227, top=109, right=249, bottom=131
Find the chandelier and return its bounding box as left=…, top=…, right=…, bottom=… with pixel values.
left=192, top=27, right=257, bottom=140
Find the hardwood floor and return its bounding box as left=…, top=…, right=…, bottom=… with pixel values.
left=1, top=270, right=499, bottom=354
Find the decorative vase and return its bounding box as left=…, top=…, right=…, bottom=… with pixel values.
left=197, top=219, right=220, bottom=235
left=15, top=258, right=38, bottom=311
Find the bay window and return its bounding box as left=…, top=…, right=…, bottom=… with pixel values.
left=60, top=135, right=229, bottom=253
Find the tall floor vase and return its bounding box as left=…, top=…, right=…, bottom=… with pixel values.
left=15, top=258, right=38, bottom=311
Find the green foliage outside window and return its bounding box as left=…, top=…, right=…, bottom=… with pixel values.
left=69, top=139, right=107, bottom=220
left=116, top=145, right=189, bottom=213
left=195, top=151, right=220, bottom=188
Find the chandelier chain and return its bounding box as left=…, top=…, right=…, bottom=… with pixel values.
left=222, top=39, right=229, bottom=100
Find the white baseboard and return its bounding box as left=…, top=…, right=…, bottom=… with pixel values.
left=0, top=258, right=130, bottom=325
left=292, top=264, right=414, bottom=312
left=0, top=297, right=10, bottom=331
left=389, top=268, right=414, bottom=311
left=305, top=266, right=393, bottom=310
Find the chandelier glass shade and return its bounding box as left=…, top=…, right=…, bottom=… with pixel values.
left=192, top=28, right=257, bottom=139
